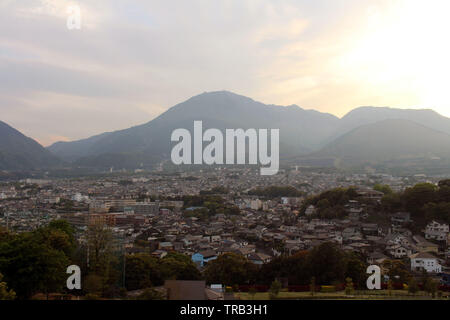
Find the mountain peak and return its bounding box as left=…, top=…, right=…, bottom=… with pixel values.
left=188, top=90, right=256, bottom=104
left=343, top=106, right=444, bottom=119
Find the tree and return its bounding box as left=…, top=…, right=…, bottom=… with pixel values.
left=423, top=277, right=438, bottom=298
left=345, top=277, right=354, bottom=295
left=310, top=277, right=316, bottom=296
left=83, top=274, right=103, bottom=296
left=403, top=183, right=438, bottom=215
left=248, top=185, right=303, bottom=198
left=204, top=253, right=257, bottom=286
left=86, top=222, right=115, bottom=275
left=33, top=226, right=76, bottom=258
left=248, top=286, right=257, bottom=299
left=269, top=280, right=281, bottom=299
left=423, top=202, right=450, bottom=224
left=373, top=184, right=393, bottom=195
left=382, top=260, right=411, bottom=284
left=381, top=193, right=403, bottom=212
left=125, top=253, right=162, bottom=290
left=0, top=232, right=69, bottom=299
left=136, top=288, right=166, bottom=300
left=159, top=252, right=201, bottom=281
left=316, top=199, right=330, bottom=210
left=344, top=252, right=367, bottom=289
left=307, top=242, right=346, bottom=285
left=0, top=273, right=16, bottom=300
left=438, top=179, right=450, bottom=188
left=408, top=278, right=419, bottom=295
left=85, top=222, right=121, bottom=297
left=387, top=280, right=393, bottom=296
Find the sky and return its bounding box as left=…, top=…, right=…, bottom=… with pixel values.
left=1, top=0, right=450, bottom=146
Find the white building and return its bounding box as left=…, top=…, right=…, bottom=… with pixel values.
left=424, top=220, right=449, bottom=241
left=387, top=244, right=413, bottom=258
left=410, top=252, right=442, bottom=273
left=305, top=205, right=316, bottom=216
left=72, top=193, right=89, bottom=202
left=250, top=199, right=262, bottom=210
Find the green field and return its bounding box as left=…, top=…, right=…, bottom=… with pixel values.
left=236, top=290, right=450, bottom=300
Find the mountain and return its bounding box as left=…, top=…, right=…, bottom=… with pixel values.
left=48, top=131, right=112, bottom=162
left=310, top=119, right=450, bottom=167
left=46, top=91, right=450, bottom=170
left=329, top=106, right=450, bottom=141
left=0, top=121, right=62, bottom=170
left=48, top=91, right=340, bottom=168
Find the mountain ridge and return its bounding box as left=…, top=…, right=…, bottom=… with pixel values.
left=3, top=91, right=450, bottom=171
left=308, top=118, right=450, bottom=167
left=47, top=91, right=342, bottom=167
left=0, top=120, right=63, bottom=170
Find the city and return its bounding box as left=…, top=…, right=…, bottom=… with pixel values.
left=1, top=167, right=449, bottom=300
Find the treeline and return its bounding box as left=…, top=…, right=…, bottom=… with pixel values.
left=248, top=186, right=304, bottom=198
left=204, top=243, right=367, bottom=288
left=299, top=187, right=359, bottom=219
left=125, top=252, right=201, bottom=290
left=182, top=195, right=240, bottom=220
left=0, top=221, right=76, bottom=299
left=381, top=179, right=450, bottom=226
left=199, top=186, right=229, bottom=195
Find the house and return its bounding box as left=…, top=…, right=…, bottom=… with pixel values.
left=164, top=280, right=206, bottom=300
left=248, top=252, right=272, bottom=265
left=367, top=251, right=388, bottom=265
left=387, top=243, right=413, bottom=258
left=424, top=220, right=449, bottom=241
left=356, top=188, right=384, bottom=201
left=158, top=241, right=174, bottom=251
left=410, top=252, right=442, bottom=273
left=235, top=246, right=256, bottom=258
left=250, top=199, right=263, bottom=210
left=391, top=212, right=411, bottom=224
left=305, top=205, right=316, bottom=216
left=348, top=208, right=363, bottom=221
left=333, top=234, right=343, bottom=245
left=191, top=250, right=217, bottom=267
left=151, top=249, right=168, bottom=259
left=342, top=227, right=361, bottom=241
left=413, top=235, right=439, bottom=253
left=362, top=223, right=379, bottom=236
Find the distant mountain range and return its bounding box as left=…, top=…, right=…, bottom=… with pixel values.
left=310, top=119, right=450, bottom=166
left=2, top=91, right=450, bottom=171
left=48, top=91, right=340, bottom=168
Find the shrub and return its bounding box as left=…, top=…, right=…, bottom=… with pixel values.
left=321, top=285, right=336, bottom=293
left=84, top=293, right=100, bottom=300
left=248, top=287, right=257, bottom=299
left=408, top=278, right=419, bottom=295
left=345, top=278, right=354, bottom=295
left=269, top=280, right=282, bottom=299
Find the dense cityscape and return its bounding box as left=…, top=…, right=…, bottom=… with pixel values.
left=1, top=167, right=449, bottom=300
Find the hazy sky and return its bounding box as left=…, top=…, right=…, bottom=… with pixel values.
left=1, top=0, right=450, bottom=146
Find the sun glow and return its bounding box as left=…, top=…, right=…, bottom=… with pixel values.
left=340, top=0, right=450, bottom=114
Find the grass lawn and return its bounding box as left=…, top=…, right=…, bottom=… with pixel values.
left=235, top=290, right=450, bottom=300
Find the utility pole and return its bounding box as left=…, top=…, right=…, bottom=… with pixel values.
left=122, top=237, right=126, bottom=288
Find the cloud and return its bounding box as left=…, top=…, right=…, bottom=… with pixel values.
left=0, top=0, right=449, bottom=146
